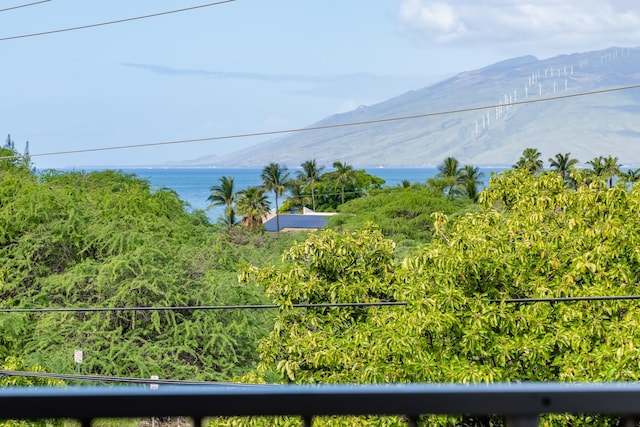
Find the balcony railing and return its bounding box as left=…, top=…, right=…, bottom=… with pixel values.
left=1, top=382, right=640, bottom=426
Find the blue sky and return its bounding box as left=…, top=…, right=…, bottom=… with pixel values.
left=2, top=0, right=639, bottom=169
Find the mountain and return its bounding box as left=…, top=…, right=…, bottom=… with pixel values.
left=183, top=47, right=640, bottom=168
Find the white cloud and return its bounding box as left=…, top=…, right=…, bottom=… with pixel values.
left=397, top=0, right=640, bottom=52
left=398, top=0, right=468, bottom=42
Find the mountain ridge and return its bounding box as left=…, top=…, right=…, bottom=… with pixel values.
left=177, top=47, right=640, bottom=168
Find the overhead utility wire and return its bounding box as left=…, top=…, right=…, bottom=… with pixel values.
left=0, top=0, right=50, bottom=13
left=0, top=369, right=264, bottom=386
left=3, top=296, right=640, bottom=313
left=488, top=295, right=640, bottom=304
left=7, top=297, right=640, bottom=383
left=0, top=0, right=235, bottom=41
left=3, top=83, right=639, bottom=162
left=0, top=301, right=406, bottom=313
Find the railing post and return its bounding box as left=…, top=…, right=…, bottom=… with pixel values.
left=624, top=416, right=639, bottom=427
left=505, top=416, right=539, bottom=427
left=302, top=415, right=313, bottom=427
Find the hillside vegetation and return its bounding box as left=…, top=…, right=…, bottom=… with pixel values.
left=328, top=185, right=474, bottom=255
left=0, top=148, right=306, bottom=381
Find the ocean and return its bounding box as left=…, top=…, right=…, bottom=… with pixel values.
left=108, top=167, right=505, bottom=221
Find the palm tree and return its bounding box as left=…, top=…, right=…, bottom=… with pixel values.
left=207, top=175, right=236, bottom=227
left=514, top=148, right=544, bottom=174
left=285, top=178, right=309, bottom=212
left=261, top=162, right=290, bottom=232
left=586, top=156, right=605, bottom=176
left=297, top=159, right=324, bottom=211
left=332, top=161, right=356, bottom=204
left=602, top=155, right=621, bottom=188
left=236, top=186, right=270, bottom=230
left=457, top=165, right=484, bottom=202
left=548, top=153, right=578, bottom=181
left=620, top=168, right=640, bottom=185
left=587, top=156, right=620, bottom=188
left=436, top=156, right=460, bottom=197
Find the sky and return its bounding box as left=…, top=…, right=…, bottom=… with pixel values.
left=2, top=0, right=639, bottom=169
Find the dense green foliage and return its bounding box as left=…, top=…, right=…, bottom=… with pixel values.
left=6, top=142, right=640, bottom=426
left=0, top=157, right=305, bottom=382
left=236, top=168, right=640, bottom=426
left=280, top=160, right=385, bottom=213
left=327, top=185, right=474, bottom=253
left=426, top=157, right=486, bottom=202
left=314, top=168, right=385, bottom=210
left=0, top=358, right=64, bottom=427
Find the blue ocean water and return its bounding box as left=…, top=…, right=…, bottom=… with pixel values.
left=117, top=167, right=505, bottom=221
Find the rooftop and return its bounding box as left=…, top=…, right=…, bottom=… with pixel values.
left=264, top=213, right=334, bottom=232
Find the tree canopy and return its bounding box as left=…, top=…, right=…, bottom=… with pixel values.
left=0, top=155, right=305, bottom=382
left=208, top=175, right=237, bottom=227
left=327, top=185, right=474, bottom=255
left=297, top=159, right=324, bottom=211
left=261, top=163, right=290, bottom=231
left=240, top=168, right=640, bottom=426
left=513, top=147, right=544, bottom=174
left=5, top=143, right=640, bottom=426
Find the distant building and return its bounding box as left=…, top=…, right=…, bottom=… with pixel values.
left=263, top=209, right=336, bottom=232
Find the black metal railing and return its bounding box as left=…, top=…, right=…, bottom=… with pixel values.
left=2, top=382, right=640, bottom=426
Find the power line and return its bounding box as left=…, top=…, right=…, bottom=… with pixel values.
left=4, top=296, right=638, bottom=381
left=0, top=0, right=236, bottom=42
left=0, top=369, right=264, bottom=386
left=0, top=0, right=50, bottom=13
left=2, top=83, right=639, bottom=162
left=488, top=295, right=640, bottom=304
left=3, top=296, right=640, bottom=314
left=0, top=301, right=408, bottom=313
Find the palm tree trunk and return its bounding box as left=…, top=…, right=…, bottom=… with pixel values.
left=275, top=194, right=280, bottom=231
left=226, top=201, right=234, bottom=227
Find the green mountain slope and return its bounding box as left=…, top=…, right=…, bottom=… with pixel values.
left=188, top=47, right=640, bottom=168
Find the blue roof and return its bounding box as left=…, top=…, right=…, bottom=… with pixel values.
left=264, top=214, right=330, bottom=232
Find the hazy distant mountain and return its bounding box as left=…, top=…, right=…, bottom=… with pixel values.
left=183, top=47, right=640, bottom=168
